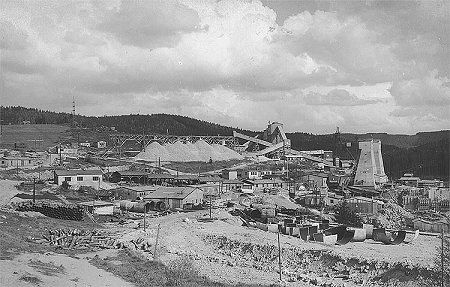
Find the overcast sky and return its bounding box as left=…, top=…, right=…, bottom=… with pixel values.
left=1, top=0, right=449, bottom=133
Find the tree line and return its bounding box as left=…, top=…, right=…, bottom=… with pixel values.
left=1, top=106, right=448, bottom=180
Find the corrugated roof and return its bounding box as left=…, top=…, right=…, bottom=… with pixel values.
left=147, top=173, right=174, bottom=179
left=399, top=177, right=420, bottom=181
left=121, top=186, right=157, bottom=192
left=222, top=179, right=244, bottom=184
left=114, top=171, right=148, bottom=176
left=55, top=169, right=103, bottom=176
left=78, top=200, right=113, bottom=207
left=144, top=186, right=201, bottom=200
left=174, top=175, right=200, bottom=180
left=199, top=176, right=223, bottom=182
left=245, top=178, right=284, bottom=184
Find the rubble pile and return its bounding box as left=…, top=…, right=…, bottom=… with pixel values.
left=16, top=200, right=84, bottom=221
left=374, top=203, right=414, bottom=229
left=27, top=228, right=153, bottom=252
left=203, top=234, right=436, bottom=286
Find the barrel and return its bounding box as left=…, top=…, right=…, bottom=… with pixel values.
left=350, top=228, right=367, bottom=242
left=362, top=224, right=374, bottom=239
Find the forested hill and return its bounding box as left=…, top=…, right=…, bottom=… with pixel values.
left=1, top=106, right=448, bottom=180
left=0, top=106, right=254, bottom=136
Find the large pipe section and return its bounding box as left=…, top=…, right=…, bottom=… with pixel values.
left=120, top=201, right=152, bottom=213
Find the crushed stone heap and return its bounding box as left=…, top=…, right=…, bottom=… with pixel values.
left=135, top=140, right=243, bottom=162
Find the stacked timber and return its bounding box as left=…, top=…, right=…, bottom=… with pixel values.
left=27, top=228, right=152, bottom=251
left=16, top=200, right=84, bottom=221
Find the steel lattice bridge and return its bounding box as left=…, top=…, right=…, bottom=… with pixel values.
left=106, top=133, right=237, bottom=157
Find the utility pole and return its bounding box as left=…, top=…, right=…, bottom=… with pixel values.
left=143, top=205, right=147, bottom=232
left=59, top=143, right=62, bottom=166
left=154, top=223, right=161, bottom=260
left=277, top=226, right=282, bottom=282
left=32, top=178, right=36, bottom=203
left=209, top=189, right=212, bottom=219
left=441, top=229, right=445, bottom=287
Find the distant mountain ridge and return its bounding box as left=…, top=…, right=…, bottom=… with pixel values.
left=1, top=106, right=448, bottom=180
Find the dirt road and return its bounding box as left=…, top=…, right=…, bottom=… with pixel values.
left=0, top=180, right=21, bottom=206
left=0, top=250, right=134, bottom=287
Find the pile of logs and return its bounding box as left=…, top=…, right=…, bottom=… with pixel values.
left=16, top=200, right=84, bottom=221
left=130, top=237, right=152, bottom=251
left=28, top=228, right=122, bottom=250
left=27, top=228, right=153, bottom=252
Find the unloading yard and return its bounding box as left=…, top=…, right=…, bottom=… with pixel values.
left=0, top=177, right=447, bottom=287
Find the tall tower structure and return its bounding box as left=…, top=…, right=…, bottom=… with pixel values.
left=372, top=139, right=388, bottom=184
left=354, top=139, right=377, bottom=187
left=354, top=138, right=388, bottom=188
left=72, top=96, right=76, bottom=128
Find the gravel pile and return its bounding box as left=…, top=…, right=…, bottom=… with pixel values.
left=136, top=140, right=243, bottom=162
left=374, top=202, right=414, bottom=229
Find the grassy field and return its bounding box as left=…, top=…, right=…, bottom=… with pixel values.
left=0, top=124, right=69, bottom=150
left=90, top=249, right=271, bottom=287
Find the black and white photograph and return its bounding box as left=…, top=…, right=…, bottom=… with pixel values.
left=0, top=0, right=449, bottom=286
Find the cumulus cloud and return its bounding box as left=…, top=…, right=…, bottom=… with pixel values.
left=0, top=20, right=29, bottom=50
left=303, top=89, right=383, bottom=106
left=389, top=71, right=450, bottom=107
left=97, top=0, right=200, bottom=48
left=0, top=0, right=449, bottom=133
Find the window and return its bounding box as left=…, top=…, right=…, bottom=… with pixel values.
left=77, top=176, right=83, bottom=181
left=28, top=160, right=31, bottom=164
left=65, top=177, right=71, bottom=182
left=93, top=176, right=99, bottom=181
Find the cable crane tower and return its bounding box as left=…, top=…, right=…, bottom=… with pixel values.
left=72, top=95, right=76, bottom=128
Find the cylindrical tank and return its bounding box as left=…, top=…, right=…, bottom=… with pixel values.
left=120, top=200, right=134, bottom=211
left=120, top=201, right=151, bottom=213
left=156, top=201, right=168, bottom=211
left=250, top=209, right=262, bottom=218
left=147, top=201, right=155, bottom=211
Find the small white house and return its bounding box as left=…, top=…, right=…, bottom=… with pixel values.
left=97, top=141, right=107, bottom=149
left=0, top=157, right=37, bottom=168
left=144, top=186, right=203, bottom=209
left=54, top=169, right=103, bottom=189
left=79, top=200, right=114, bottom=215
left=79, top=142, right=91, bottom=148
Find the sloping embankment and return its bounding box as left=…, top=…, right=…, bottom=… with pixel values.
left=203, top=234, right=439, bottom=286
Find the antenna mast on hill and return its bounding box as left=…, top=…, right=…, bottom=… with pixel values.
left=72, top=95, right=76, bottom=128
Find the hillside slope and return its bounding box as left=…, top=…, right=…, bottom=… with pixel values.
left=1, top=106, right=448, bottom=180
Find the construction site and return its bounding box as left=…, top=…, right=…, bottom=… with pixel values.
left=0, top=121, right=449, bottom=287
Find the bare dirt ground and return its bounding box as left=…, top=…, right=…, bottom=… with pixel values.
left=0, top=180, right=442, bottom=287
left=0, top=180, right=22, bottom=205
left=0, top=250, right=134, bottom=287
left=141, top=209, right=439, bottom=286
